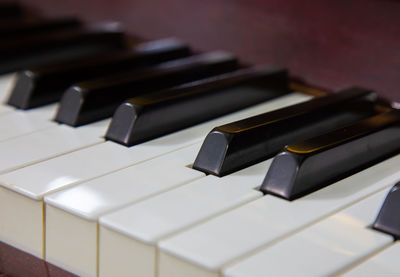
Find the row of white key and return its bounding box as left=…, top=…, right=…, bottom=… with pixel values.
left=97, top=159, right=271, bottom=277
left=39, top=118, right=400, bottom=276
left=44, top=144, right=205, bottom=276
left=44, top=147, right=271, bottom=276
left=38, top=139, right=400, bottom=277
left=156, top=153, right=400, bottom=277
left=0, top=92, right=311, bottom=260
left=223, top=188, right=393, bottom=277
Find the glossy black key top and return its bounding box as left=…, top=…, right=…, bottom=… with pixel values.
left=193, top=87, right=378, bottom=176
left=8, top=38, right=190, bottom=109
left=0, top=21, right=125, bottom=74
left=0, top=17, right=82, bottom=39
left=106, top=66, right=288, bottom=146
left=261, top=110, right=400, bottom=200
left=55, top=51, right=238, bottom=126
left=373, top=182, right=400, bottom=239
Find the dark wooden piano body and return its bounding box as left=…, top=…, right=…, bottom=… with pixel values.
left=0, top=0, right=399, bottom=276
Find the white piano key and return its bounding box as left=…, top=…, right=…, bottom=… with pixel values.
left=0, top=73, right=17, bottom=114
left=0, top=73, right=16, bottom=102
left=158, top=153, right=400, bottom=277
left=45, top=144, right=205, bottom=219
left=339, top=187, right=387, bottom=227
left=223, top=189, right=392, bottom=277
left=0, top=185, right=44, bottom=258
left=0, top=104, right=57, bottom=142
left=0, top=121, right=107, bottom=259
left=0, top=119, right=107, bottom=175
left=98, top=159, right=270, bottom=277
left=44, top=145, right=205, bottom=277
left=0, top=92, right=310, bottom=258
left=0, top=103, right=15, bottom=115
left=342, top=242, right=400, bottom=277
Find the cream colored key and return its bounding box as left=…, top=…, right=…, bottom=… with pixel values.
left=158, top=154, right=400, bottom=277
left=0, top=104, right=57, bottom=142
left=0, top=73, right=17, bottom=114
left=98, top=160, right=270, bottom=277
left=223, top=189, right=393, bottom=277
left=44, top=145, right=205, bottom=277
left=342, top=242, right=400, bottom=277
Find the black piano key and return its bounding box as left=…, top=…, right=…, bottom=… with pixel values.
left=0, top=17, right=82, bottom=39
left=372, top=182, right=400, bottom=239
left=105, top=66, right=289, bottom=146
left=8, top=38, right=190, bottom=109
left=55, top=51, right=238, bottom=126
left=193, top=87, right=378, bottom=176
left=260, top=110, right=400, bottom=201
left=0, top=21, right=126, bottom=74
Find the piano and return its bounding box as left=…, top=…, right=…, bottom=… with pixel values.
left=1, top=1, right=399, bottom=276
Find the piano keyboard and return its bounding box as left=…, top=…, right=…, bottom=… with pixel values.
left=1, top=6, right=400, bottom=277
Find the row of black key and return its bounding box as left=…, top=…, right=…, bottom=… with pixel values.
left=0, top=21, right=126, bottom=74
left=193, top=87, right=379, bottom=176
left=55, top=51, right=239, bottom=126
left=10, top=38, right=191, bottom=108
left=194, top=90, right=399, bottom=200
left=106, top=66, right=289, bottom=146
left=190, top=88, right=400, bottom=237
left=2, top=10, right=291, bottom=147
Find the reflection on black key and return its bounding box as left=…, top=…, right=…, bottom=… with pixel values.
left=55, top=51, right=238, bottom=126
left=0, top=22, right=125, bottom=74
left=261, top=110, right=400, bottom=201
left=0, top=17, right=82, bottom=39
left=373, top=182, right=400, bottom=239
left=106, top=66, right=288, bottom=146
left=193, top=87, right=378, bottom=176
left=8, top=38, right=190, bottom=109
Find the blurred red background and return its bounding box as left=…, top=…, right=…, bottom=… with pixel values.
left=17, top=0, right=400, bottom=99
